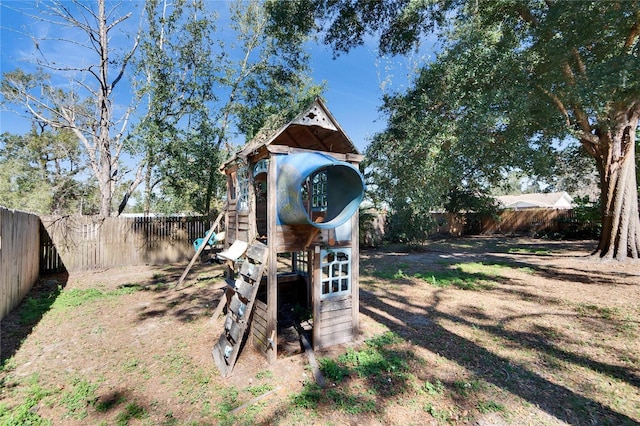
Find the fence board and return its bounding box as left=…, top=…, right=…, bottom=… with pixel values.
left=40, top=215, right=212, bottom=273
left=1, top=208, right=40, bottom=321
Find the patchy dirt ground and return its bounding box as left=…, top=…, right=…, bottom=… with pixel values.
left=1, top=236, right=639, bottom=425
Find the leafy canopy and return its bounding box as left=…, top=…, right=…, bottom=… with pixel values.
left=269, top=1, right=640, bottom=241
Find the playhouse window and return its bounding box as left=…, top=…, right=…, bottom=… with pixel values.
left=293, top=251, right=309, bottom=276
left=311, top=170, right=328, bottom=212
left=320, top=248, right=351, bottom=298
left=237, top=166, right=249, bottom=211
left=228, top=172, right=237, bottom=201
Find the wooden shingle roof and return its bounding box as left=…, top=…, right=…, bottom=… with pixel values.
left=229, top=98, right=361, bottom=165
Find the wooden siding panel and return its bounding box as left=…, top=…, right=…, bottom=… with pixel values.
left=316, top=295, right=353, bottom=350
left=252, top=300, right=269, bottom=354
left=317, top=327, right=353, bottom=349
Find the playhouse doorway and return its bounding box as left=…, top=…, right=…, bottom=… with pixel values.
left=254, top=251, right=312, bottom=358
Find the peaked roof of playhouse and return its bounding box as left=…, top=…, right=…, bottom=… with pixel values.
left=229, top=98, right=361, bottom=164
left=496, top=192, right=574, bottom=210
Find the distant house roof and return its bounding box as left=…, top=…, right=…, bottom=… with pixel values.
left=224, top=98, right=361, bottom=170
left=495, top=192, right=574, bottom=210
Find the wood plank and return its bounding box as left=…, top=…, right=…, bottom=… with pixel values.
left=252, top=309, right=267, bottom=328
left=266, top=145, right=363, bottom=163
left=298, top=328, right=326, bottom=387
left=320, top=297, right=352, bottom=312
left=351, top=211, right=360, bottom=337
left=252, top=318, right=267, bottom=337
left=0, top=208, right=40, bottom=321
left=230, top=386, right=282, bottom=414
left=246, top=242, right=268, bottom=264
left=319, top=306, right=352, bottom=323
left=235, top=280, right=255, bottom=302
left=316, top=328, right=353, bottom=349
left=267, top=155, right=278, bottom=363
left=319, top=318, right=352, bottom=335
left=240, top=258, right=263, bottom=282
left=254, top=299, right=267, bottom=312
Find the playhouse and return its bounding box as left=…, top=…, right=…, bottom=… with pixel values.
left=212, top=99, right=365, bottom=376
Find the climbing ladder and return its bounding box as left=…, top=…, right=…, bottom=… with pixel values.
left=212, top=240, right=269, bottom=377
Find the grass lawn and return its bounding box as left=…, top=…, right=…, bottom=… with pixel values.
left=1, top=236, right=639, bottom=425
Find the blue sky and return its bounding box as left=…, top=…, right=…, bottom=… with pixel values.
left=0, top=1, right=431, bottom=153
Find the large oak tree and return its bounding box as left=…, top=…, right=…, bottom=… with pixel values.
left=269, top=0, right=640, bottom=260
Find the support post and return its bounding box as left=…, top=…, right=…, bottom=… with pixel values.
left=266, top=154, right=278, bottom=363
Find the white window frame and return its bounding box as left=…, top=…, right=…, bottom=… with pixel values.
left=311, top=169, right=328, bottom=212
left=237, top=166, right=249, bottom=211
left=320, top=248, right=351, bottom=299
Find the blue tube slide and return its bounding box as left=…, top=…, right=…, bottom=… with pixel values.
left=276, top=152, right=365, bottom=229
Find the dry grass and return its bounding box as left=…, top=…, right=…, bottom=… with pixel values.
left=1, top=236, right=639, bottom=425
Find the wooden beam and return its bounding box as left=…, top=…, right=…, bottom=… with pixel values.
left=267, top=154, right=278, bottom=363
left=174, top=210, right=225, bottom=289
left=230, top=386, right=282, bottom=414
left=266, top=145, right=364, bottom=163
left=351, top=209, right=360, bottom=336
left=298, top=325, right=326, bottom=387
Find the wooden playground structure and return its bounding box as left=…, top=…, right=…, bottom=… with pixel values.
left=181, top=99, right=365, bottom=377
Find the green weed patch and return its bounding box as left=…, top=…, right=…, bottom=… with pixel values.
left=0, top=375, right=53, bottom=426
left=413, top=262, right=532, bottom=289
left=49, top=286, right=142, bottom=311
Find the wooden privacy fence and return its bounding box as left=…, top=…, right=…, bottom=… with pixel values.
left=1, top=207, right=40, bottom=321
left=40, top=215, right=213, bottom=273
left=469, top=209, right=580, bottom=235
left=362, top=209, right=589, bottom=243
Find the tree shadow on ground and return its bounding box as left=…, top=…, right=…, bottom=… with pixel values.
left=126, top=261, right=227, bottom=324
left=1, top=272, right=69, bottom=363
left=358, top=287, right=638, bottom=425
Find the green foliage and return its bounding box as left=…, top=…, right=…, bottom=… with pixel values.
left=414, top=270, right=481, bottom=290
left=291, top=383, right=322, bottom=409
left=318, top=358, right=349, bottom=383
left=0, top=129, right=88, bottom=214
left=477, top=400, right=506, bottom=414
left=336, top=332, right=411, bottom=385
left=245, top=384, right=275, bottom=397
left=134, top=0, right=323, bottom=215
left=19, top=285, right=62, bottom=326
left=271, top=1, right=640, bottom=252
left=1, top=3, right=139, bottom=217
left=255, top=370, right=274, bottom=380
left=453, top=379, right=484, bottom=397
left=385, top=203, right=436, bottom=243
left=415, top=262, right=529, bottom=289
left=569, top=196, right=602, bottom=238
left=213, top=386, right=241, bottom=423
left=424, top=402, right=450, bottom=422
left=0, top=375, right=53, bottom=426
left=0, top=156, right=52, bottom=214
left=43, top=286, right=141, bottom=313
left=422, top=379, right=445, bottom=396
left=115, top=402, right=148, bottom=426
left=292, top=332, right=414, bottom=415
left=61, top=377, right=99, bottom=420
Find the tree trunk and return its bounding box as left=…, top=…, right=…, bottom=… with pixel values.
left=594, top=118, right=640, bottom=260
left=98, top=0, right=113, bottom=218
left=144, top=152, right=153, bottom=215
